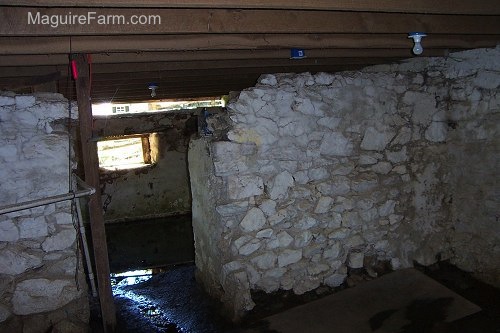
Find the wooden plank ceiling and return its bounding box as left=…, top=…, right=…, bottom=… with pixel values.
left=0, top=1, right=499, bottom=104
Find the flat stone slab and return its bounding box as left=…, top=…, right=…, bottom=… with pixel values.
left=244, top=268, right=481, bottom=333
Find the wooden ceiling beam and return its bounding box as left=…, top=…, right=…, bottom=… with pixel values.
left=1, top=8, right=499, bottom=36
left=1, top=34, right=498, bottom=55
left=0, top=49, right=454, bottom=67
left=0, top=71, right=61, bottom=90
left=0, top=57, right=398, bottom=77
left=85, top=58, right=399, bottom=74
left=1, top=0, right=499, bottom=15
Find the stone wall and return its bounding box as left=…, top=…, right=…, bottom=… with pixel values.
left=93, top=112, right=197, bottom=222
left=441, top=48, right=500, bottom=287
left=188, top=46, right=500, bottom=318
left=0, top=93, right=89, bottom=332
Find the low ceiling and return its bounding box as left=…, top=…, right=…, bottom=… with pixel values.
left=0, top=1, right=499, bottom=104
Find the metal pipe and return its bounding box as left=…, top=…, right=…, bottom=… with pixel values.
left=75, top=196, right=98, bottom=298
left=0, top=177, right=96, bottom=215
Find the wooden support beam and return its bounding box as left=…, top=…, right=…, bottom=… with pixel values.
left=1, top=7, right=499, bottom=36
left=0, top=56, right=400, bottom=77
left=0, top=49, right=451, bottom=67
left=1, top=34, right=498, bottom=55
left=0, top=71, right=60, bottom=90
left=74, top=54, right=116, bottom=333
left=2, top=0, right=499, bottom=15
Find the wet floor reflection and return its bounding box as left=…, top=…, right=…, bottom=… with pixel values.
left=113, top=264, right=235, bottom=333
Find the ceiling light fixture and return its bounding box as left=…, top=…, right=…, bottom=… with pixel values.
left=408, top=32, right=427, bottom=55
left=148, top=83, right=158, bottom=98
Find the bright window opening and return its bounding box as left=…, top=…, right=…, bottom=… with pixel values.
left=93, top=97, right=226, bottom=117
left=97, top=134, right=158, bottom=171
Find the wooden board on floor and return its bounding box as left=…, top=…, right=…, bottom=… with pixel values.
left=246, top=268, right=481, bottom=333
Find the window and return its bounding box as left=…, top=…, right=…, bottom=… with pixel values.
left=112, top=105, right=130, bottom=113
left=97, top=133, right=158, bottom=171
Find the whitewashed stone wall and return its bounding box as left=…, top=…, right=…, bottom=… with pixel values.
left=0, top=92, right=89, bottom=332
left=189, top=46, right=500, bottom=319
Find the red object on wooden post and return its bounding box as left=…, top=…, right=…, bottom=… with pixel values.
left=70, top=59, right=78, bottom=80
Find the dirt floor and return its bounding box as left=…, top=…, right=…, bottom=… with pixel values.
left=89, top=261, right=499, bottom=333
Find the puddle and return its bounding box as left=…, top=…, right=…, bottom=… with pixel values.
left=112, top=269, right=185, bottom=332
left=111, top=269, right=153, bottom=290
left=112, top=264, right=236, bottom=333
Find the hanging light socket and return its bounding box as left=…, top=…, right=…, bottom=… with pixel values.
left=148, top=83, right=158, bottom=98
left=408, top=32, right=427, bottom=55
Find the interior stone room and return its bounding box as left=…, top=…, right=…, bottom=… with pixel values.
left=0, top=2, right=498, bottom=333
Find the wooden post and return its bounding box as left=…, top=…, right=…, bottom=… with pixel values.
left=74, top=53, right=116, bottom=332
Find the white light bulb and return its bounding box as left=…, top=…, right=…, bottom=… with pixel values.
left=408, top=32, right=427, bottom=56
left=412, top=42, right=423, bottom=55
left=148, top=83, right=158, bottom=98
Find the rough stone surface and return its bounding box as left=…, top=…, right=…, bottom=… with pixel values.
left=0, top=305, right=10, bottom=323
left=12, top=279, right=80, bottom=315
left=42, top=229, right=76, bottom=252
left=360, top=127, right=395, bottom=151
left=320, top=132, right=353, bottom=156
left=347, top=252, right=365, bottom=268
left=269, top=171, right=294, bottom=200
left=0, top=93, right=88, bottom=331
left=278, top=249, right=303, bottom=267
left=324, top=273, right=347, bottom=287
left=228, top=175, right=264, bottom=200
left=240, top=208, right=266, bottom=232
left=19, top=217, right=48, bottom=239
left=0, top=220, right=19, bottom=242
left=187, top=46, right=500, bottom=319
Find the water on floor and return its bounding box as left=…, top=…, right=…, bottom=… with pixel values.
left=89, top=215, right=499, bottom=333
left=113, top=264, right=236, bottom=333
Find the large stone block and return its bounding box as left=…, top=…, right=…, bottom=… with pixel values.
left=0, top=220, right=19, bottom=242
left=324, top=273, right=347, bottom=287
left=42, top=228, right=76, bottom=252
left=278, top=249, right=302, bottom=267
left=320, top=132, right=353, bottom=156
left=239, top=240, right=262, bottom=256
left=0, top=248, right=42, bottom=275
left=0, top=95, right=15, bottom=106
left=276, top=231, right=294, bottom=248
left=317, top=176, right=350, bottom=196
left=240, top=207, right=266, bottom=232
left=12, top=279, right=80, bottom=315
left=268, top=171, right=294, bottom=200
left=19, top=216, right=48, bottom=239
left=347, top=252, right=365, bottom=268
left=296, top=216, right=318, bottom=230
left=314, top=196, right=333, bottom=214
left=323, top=242, right=341, bottom=259
left=228, top=175, right=264, bottom=200
left=216, top=201, right=249, bottom=217
left=15, top=95, right=36, bottom=109
left=386, top=147, right=408, bottom=163
left=425, top=122, right=448, bottom=142
left=379, top=200, right=397, bottom=217
left=294, top=231, right=313, bottom=247
left=360, top=127, right=395, bottom=151
left=251, top=252, right=277, bottom=270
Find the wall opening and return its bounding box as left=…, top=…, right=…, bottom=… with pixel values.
left=97, top=133, right=158, bottom=171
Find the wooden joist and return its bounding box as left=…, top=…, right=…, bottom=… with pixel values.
left=2, top=0, right=499, bottom=15
left=0, top=34, right=498, bottom=55
left=1, top=7, right=499, bottom=36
